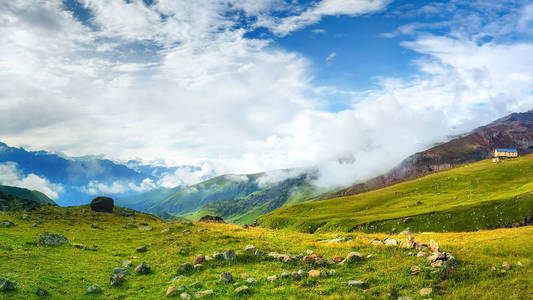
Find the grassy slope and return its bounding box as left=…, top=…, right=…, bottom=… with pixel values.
left=259, top=156, right=533, bottom=233
left=0, top=206, right=531, bottom=299
left=0, top=185, right=56, bottom=207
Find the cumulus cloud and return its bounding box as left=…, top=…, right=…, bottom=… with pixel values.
left=224, top=174, right=249, bottom=183
left=157, top=163, right=216, bottom=188
left=81, top=177, right=156, bottom=195
left=325, top=52, right=336, bottom=62
left=1, top=0, right=533, bottom=192
left=0, top=162, right=64, bottom=199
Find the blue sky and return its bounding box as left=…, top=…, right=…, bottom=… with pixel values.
left=1, top=0, right=533, bottom=197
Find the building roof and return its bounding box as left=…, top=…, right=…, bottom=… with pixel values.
left=495, top=148, right=517, bottom=153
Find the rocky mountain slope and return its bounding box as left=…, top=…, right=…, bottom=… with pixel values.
left=0, top=185, right=57, bottom=211
left=323, top=110, right=533, bottom=199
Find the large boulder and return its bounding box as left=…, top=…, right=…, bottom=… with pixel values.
left=198, top=215, right=225, bottom=223
left=90, top=197, right=114, bottom=213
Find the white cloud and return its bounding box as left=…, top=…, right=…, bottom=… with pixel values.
left=157, top=163, right=216, bottom=188
left=311, top=28, right=326, bottom=34
left=81, top=177, right=155, bottom=195
left=0, top=162, right=64, bottom=199
left=224, top=174, right=249, bottom=183
left=326, top=52, right=336, bottom=62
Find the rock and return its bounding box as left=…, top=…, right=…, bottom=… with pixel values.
left=371, top=239, right=385, bottom=246
left=34, top=287, right=48, bottom=296
left=179, top=248, right=188, bottom=255
left=517, top=261, right=523, bottom=266
left=340, top=252, right=363, bottom=265
left=415, top=201, right=422, bottom=206
left=123, top=223, right=138, bottom=229
left=180, top=292, right=191, bottom=299
left=179, top=263, right=193, bottom=273
left=0, top=278, right=16, bottom=291
left=328, top=269, right=338, bottom=276
left=384, top=238, right=399, bottom=246
left=306, top=249, right=314, bottom=255
left=1, top=220, right=15, bottom=227
left=320, top=270, right=328, bottom=277
left=21, top=214, right=30, bottom=221
left=223, top=249, right=236, bottom=261
left=235, top=285, right=250, bottom=295
left=308, top=270, right=320, bottom=277
left=431, top=260, right=444, bottom=268
left=90, top=196, right=114, bottom=213
left=177, top=285, right=186, bottom=292
left=242, top=224, right=249, bottom=229
left=166, top=286, right=177, bottom=297
left=139, top=226, right=153, bottom=231
left=37, top=232, right=68, bottom=246
left=246, top=278, right=256, bottom=284
left=267, top=275, right=277, bottom=282
left=122, top=260, right=132, bottom=268
left=419, top=288, right=433, bottom=296
left=220, top=272, right=233, bottom=283
left=183, top=229, right=191, bottom=234
left=194, top=290, right=213, bottom=298
left=410, top=265, right=420, bottom=275
left=86, top=284, right=102, bottom=294
left=245, top=245, right=256, bottom=253
left=194, top=264, right=203, bottom=270
left=291, top=271, right=301, bottom=279
left=333, top=256, right=344, bottom=263
left=240, top=273, right=249, bottom=279
left=91, top=223, right=99, bottom=229
left=190, top=281, right=202, bottom=289
left=32, top=221, right=43, bottom=227
left=254, top=249, right=264, bottom=256
left=110, top=273, right=125, bottom=286
left=348, top=280, right=364, bottom=287
left=134, top=262, right=151, bottom=274
left=398, top=297, right=414, bottom=300
left=429, top=240, right=439, bottom=253
left=281, top=270, right=290, bottom=278
left=404, top=234, right=415, bottom=249
left=198, top=215, right=225, bottom=223
left=193, top=254, right=205, bottom=265
left=72, top=243, right=88, bottom=250
left=136, top=246, right=147, bottom=252
left=114, top=267, right=130, bottom=275
left=417, top=251, right=427, bottom=257
left=297, top=270, right=306, bottom=277
left=161, top=228, right=170, bottom=234
left=213, top=252, right=223, bottom=260
left=502, top=262, right=511, bottom=270
left=198, top=228, right=208, bottom=232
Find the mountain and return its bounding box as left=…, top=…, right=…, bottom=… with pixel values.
left=0, top=185, right=57, bottom=211
left=117, top=170, right=330, bottom=223
left=323, top=110, right=533, bottom=200
left=0, top=142, right=209, bottom=206
left=259, top=155, right=533, bottom=233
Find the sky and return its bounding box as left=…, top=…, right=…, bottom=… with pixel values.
left=1, top=0, right=533, bottom=193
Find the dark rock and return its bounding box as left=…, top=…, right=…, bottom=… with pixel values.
left=134, top=262, right=151, bottom=274
left=136, top=246, right=147, bottom=252
left=223, top=249, right=236, bottom=261
left=32, top=221, right=43, bottom=227
left=190, top=281, right=202, bottom=289
left=198, top=215, right=225, bottom=223
left=37, top=232, right=69, bottom=246
left=123, top=223, right=138, bottom=229
left=110, top=273, right=125, bottom=286
left=114, top=267, right=130, bottom=275
left=90, top=196, right=114, bottom=213
left=178, top=263, right=193, bottom=273
left=235, top=285, right=250, bottom=295
left=36, top=287, right=48, bottom=296
left=1, top=220, right=15, bottom=227
left=86, top=285, right=102, bottom=294
left=219, top=272, right=233, bottom=283
left=193, top=254, right=205, bottom=265
left=0, top=278, right=16, bottom=291
left=179, top=248, right=188, bottom=255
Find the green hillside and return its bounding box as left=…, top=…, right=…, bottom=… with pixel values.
left=0, top=185, right=57, bottom=211
left=187, top=174, right=330, bottom=224
left=259, top=156, right=533, bottom=233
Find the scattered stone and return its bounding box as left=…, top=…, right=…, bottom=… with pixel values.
left=281, top=270, right=290, bottom=278
left=32, top=221, right=43, bottom=227
left=327, top=236, right=353, bottom=243
left=328, top=270, right=338, bottom=276
left=136, top=246, right=147, bottom=252
left=166, top=286, right=177, bottom=297
left=404, top=234, right=415, bottom=249
left=502, top=262, right=511, bottom=270
left=123, top=223, right=138, bottom=229
left=267, top=275, right=277, bottom=282
left=235, top=285, right=250, bottom=295
left=348, top=280, right=364, bottom=287
left=194, top=264, right=203, bottom=270
left=415, top=201, right=422, bottom=206
left=0, top=278, right=16, bottom=291
left=340, top=252, right=363, bottom=265
left=194, top=290, right=213, bottom=298
left=179, top=263, right=193, bottom=273
left=417, top=251, right=427, bottom=258
left=297, top=270, right=306, bottom=277
left=371, top=238, right=385, bottom=246
left=245, top=245, right=257, bottom=253
left=246, top=278, right=256, bottom=284
left=223, top=249, right=236, bottom=261
left=139, top=222, right=149, bottom=226
left=21, top=214, right=30, bottom=221
left=183, top=229, right=192, bottom=234
left=306, top=249, right=314, bottom=255
left=198, top=215, right=225, bottom=223
left=180, top=292, right=191, bottom=299
left=179, top=248, right=188, bottom=255
left=139, top=226, right=153, bottom=231
left=190, top=281, right=202, bottom=289
left=429, top=240, right=439, bottom=253
left=410, top=265, right=420, bottom=275
left=161, top=228, right=170, bottom=234
left=1, top=220, right=15, bottom=227
left=122, top=260, right=132, bottom=268
left=320, top=270, right=328, bottom=277
left=91, top=223, right=99, bottom=229
left=213, top=252, right=223, bottom=260
left=517, top=261, right=523, bottom=266
left=177, top=285, right=186, bottom=292
left=254, top=249, right=264, bottom=256
left=193, top=254, right=205, bottom=265
left=72, top=243, right=89, bottom=250
left=134, top=262, right=151, bottom=274
left=37, top=232, right=68, bottom=246
left=384, top=238, right=399, bottom=246
left=198, top=228, right=208, bottom=232
left=220, top=272, right=233, bottom=283
left=36, top=287, right=48, bottom=296
left=431, top=260, right=444, bottom=268
left=110, top=273, right=125, bottom=286
left=333, top=256, right=344, bottom=263
left=90, top=196, right=114, bottom=213
left=308, top=270, right=320, bottom=277
left=114, top=267, right=130, bottom=275
left=171, top=275, right=187, bottom=282
left=419, top=288, right=433, bottom=296
left=86, top=285, right=102, bottom=294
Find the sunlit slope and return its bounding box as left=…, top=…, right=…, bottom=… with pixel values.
left=259, top=156, right=533, bottom=233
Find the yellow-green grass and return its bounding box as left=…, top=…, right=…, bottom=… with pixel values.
left=1, top=206, right=532, bottom=299
left=259, top=156, right=533, bottom=233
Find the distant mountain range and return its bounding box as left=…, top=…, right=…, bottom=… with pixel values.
left=0, top=185, right=57, bottom=211
left=323, top=110, right=533, bottom=200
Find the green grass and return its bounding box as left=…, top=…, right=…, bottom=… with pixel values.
left=259, top=156, right=533, bottom=233
left=0, top=206, right=532, bottom=299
